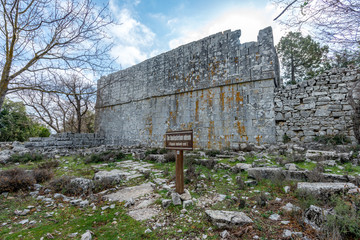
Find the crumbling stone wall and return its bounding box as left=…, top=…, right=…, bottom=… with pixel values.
left=96, top=27, right=280, bottom=149
left=25, top=133, right=105, bottom=149
left=275, top=68, right=359, bottom=144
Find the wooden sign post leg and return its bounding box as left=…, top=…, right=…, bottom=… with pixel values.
left=175, top=150, right=184, bottom=194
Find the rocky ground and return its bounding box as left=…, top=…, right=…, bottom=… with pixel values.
left=0, top=142, right=359, bottom=239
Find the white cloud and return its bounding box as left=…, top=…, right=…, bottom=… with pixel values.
left=108, top=0, right=155, bottom=68
left=168, top=3, right=285, bottom=49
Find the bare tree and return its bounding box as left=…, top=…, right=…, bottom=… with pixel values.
left=0, top=0, right=115, bottom=111
left=348, top=79, right=360, bottom=144
left=273, top=0, right=360, bottom=50
left=17, top=74, right=96, bottom=133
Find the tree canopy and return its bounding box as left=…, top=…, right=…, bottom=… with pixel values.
left=0, top=0, right=115, bottom=111
left=0, top=99, right=50, bottom=141
left=273, top=0, right=360, bottom=51
left=276, top=31, right=328, bottom=84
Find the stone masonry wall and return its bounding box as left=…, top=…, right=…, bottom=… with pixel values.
left=96, top=27, right=280, bottom=149
left=25, top=133, right=105, bottom=149
left=275, top=68, right=360, bottom=144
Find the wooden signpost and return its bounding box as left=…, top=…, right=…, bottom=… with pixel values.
left=165, top=130, right=193, bottom=194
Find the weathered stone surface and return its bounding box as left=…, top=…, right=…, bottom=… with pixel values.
left=104, top=183, right=153, bottom=202
left=297, top=182, right=356, bottom=197
left=81, top=230, right=92, bottom=240
left=304, top=205, right=332, bottom=230
left=205, top=210, right=253, bottom=228
left=171, top=192, right=182, bottom=206
left=128, top=208, right=160, bottom=221
left=96, top=27, right=280, bottom=149
left=179, top=189, right=191, bottom=201
left=231, top=163, right=252, bottom=173
left=247, top=167, right=282, bottom=180
left=94, top=170, right=127, bottom=183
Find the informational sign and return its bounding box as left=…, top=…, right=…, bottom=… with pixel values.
left=165, top=130, right=193, bottom=150
left=165, top=130, right=193, bottom=194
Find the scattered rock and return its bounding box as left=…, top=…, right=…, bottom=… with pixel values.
left=144, top=228, right=152, bottom=233
left=205, top=210, right=253, bottom=228
left=81, top=230, right=92, bottom=240
left=128, top=207, right=160, bottom=221
left=281, top=203, right=300, bottom=212
left=79, top=200, right=89, bottom=208
left=94, top=170, right=126, bottom=183
left=104, top=183, right=154, bottom=202
left=283, top=186, right=291, bottom=193
left=172, top=192, right=182, bottom=206
left=70, top=178, right=93, bottom=192
left=179, top=189, right=191, bottom=201
left=297, top=182, right=356, bottom=198
left=304, top=205, right=332, bottom=230
left=284, top=163, right=297, bottom=171
left=162, top=199, right=171, bottom=208
left=183, top=200, right=193, bottom=208
left=269, top=213, right=280, bottom=221
left=220, top=230, right=230, bottom=238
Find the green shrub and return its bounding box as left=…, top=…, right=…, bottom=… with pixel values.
left=164, top=152, right=176, bottom=162
left=159, top=148, right=168, bottom=154
left=145, top=148, right=159, bottom=156
left=0, top=168, right=35, bottom=192
left=38, top=160, right=60, bottom=169
left=283, top=133, right=291, bottom=143
left=9, top=152, right=43, bottom=163
left=324, top=198, right=360, bottom=239
left=205, top=150, right=220, bottom=157
left=314, top=134, right=351, bottom=145
left=84, top=150, right=125, bottom=164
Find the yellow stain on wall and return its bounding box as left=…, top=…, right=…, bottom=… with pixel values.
left=195, top=100, right=199, bottom=121
left=256, top=135, right=263, bottom=145
left=220, top=89, right=225, bottom=111
left=208, top=121, right=215, bottom=149
left=236, top=92, right=244, bottom=105
left=236, top=120, right=246, bottom=136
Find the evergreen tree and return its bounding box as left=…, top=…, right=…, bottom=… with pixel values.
left=276, top=32, right=329, bottom=84
left=0, top=99, right=50, bottom=141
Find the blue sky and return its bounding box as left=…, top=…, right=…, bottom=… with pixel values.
left=101, top=0, right=285, bottom=69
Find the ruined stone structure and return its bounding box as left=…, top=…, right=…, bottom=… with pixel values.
left=94, top=27, right=359, bottom=150
left=96, top=27, right=280, bottom=149
left=275, top=68, right=359, bottom=144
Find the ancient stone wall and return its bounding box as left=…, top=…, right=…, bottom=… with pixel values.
left=96, top=27, right=280, bottom=149
left=275, top=68, right=359, bottom=144
left=25, top=133, right=105, bottom=149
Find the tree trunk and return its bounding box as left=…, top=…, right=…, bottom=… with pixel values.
left=0, top=92, right=6, bottom=112
left=76, top=98, right=82, bottom=133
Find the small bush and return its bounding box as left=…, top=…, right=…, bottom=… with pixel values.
left=48, top=176, right=72, bottom=194
left=84, top=150, right=125, bottom=164
left=185, top=165, right=199, bottom=184
left=0, top=168, right=35, bottom=192
left=159, top=148, right=168, bottom=154
left=9, top=152, right=43, bottom=163
left=93, top=178, right=116, bottom=193
left=164, top=152, right=176, bottom=162
left=256, top=192, right=268, bottom=207
left=205, top=150, right=221, bottom=157
left=283, top=133, right=291, bottom=143
left=236, top=176, right=245, bottom=190
left=184, top=155, right=197, bottom=168
left=38, top=160, right=60, bottom=169
left=314, top=134, right=351, bottom=145
left=306, top=163, right=325, bottom=182
left=32, top=168, right=53, bottom=183
left=145, top=149, right=159, bottom=156
left=163, top=167, right=170, bottom=177
left=324, top=198, right=360, bottom=239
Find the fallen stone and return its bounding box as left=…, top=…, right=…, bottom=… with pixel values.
left=304, top=205, right=332, bottom=230
left=162, top=199, right=171, bottom=208
left=297, top=182, right=356, bottom=198
left=14, top=209, right=30, bottom=216
left=281, top=203, right=300, bottom=212
left=19, top=219, right=29, bottom=225
left=306, top=150, right=337, bottom=161
left=81, top=230, right=92, bottom=240
left=104, top=183, right=153, bottom=202
left=124, top=198, right=135, bottom=208
left=146, top=154, right=165, bottom=163
left=284, top=186, right=291, bottom=193
left=79, top=200, right=89, bottom=208
left=220, top=230, right=230, bottom=238
left=231, top=163, right=252, bottom=173
left=205, top=210, right=253, bottom=228
left=247, top=167, right=282, bottom=180
left=269, top=213, right=280, bottom=221
left=94, top=170, right=127, bottom=183
left=179, top=189, right=191, bottom=201
left=144, top=228, right=152, bottom=233
left=172, top=192, right=182, bottom=206
left=284, top=163, right=297, bottom=171
left=183, top=200, right=193, bottom=208
left=128, top=207, right=160, bottom=221
left=245, top=180, right=257, bottom=186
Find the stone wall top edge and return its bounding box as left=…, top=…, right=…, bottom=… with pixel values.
left=99, top=27, right=274, bottom=83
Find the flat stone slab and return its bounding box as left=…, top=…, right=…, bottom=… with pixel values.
left=128, top=207, right=160, bottom=221
left=247, top=167, right=282, bottom=179
left=297, top=182, right=356, bottom=197
left=104, top=183, right=154, bottom=202
left=205, top=210, right=253, bottom=228
left=94, top=169, right=128, bottom=183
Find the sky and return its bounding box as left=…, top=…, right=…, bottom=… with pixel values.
left=100, top=0, right=287, bottom=69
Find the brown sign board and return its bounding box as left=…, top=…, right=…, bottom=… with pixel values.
left=165, top=130, right=193, bottom=150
